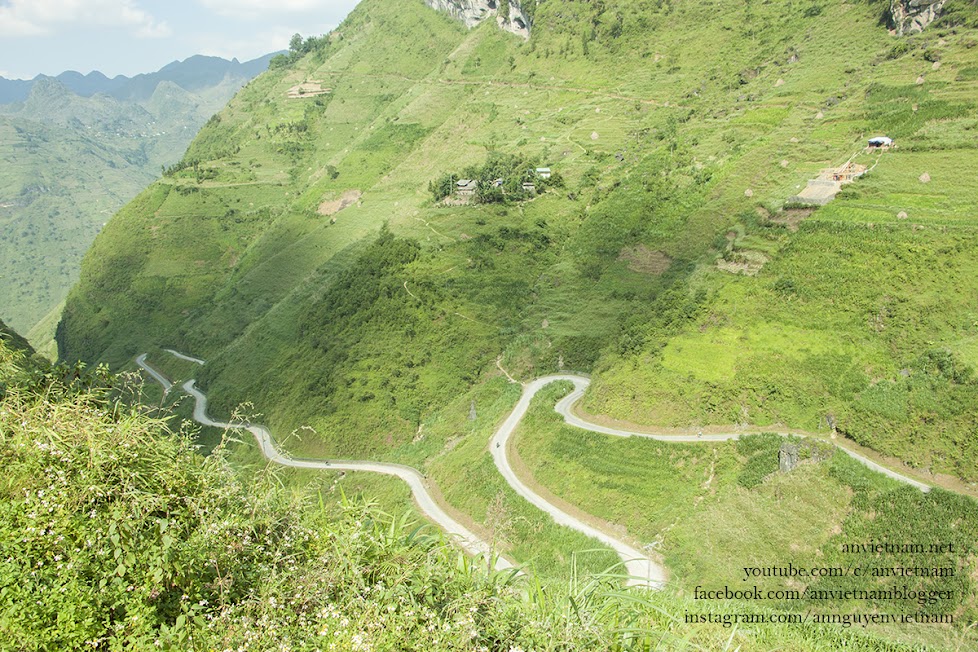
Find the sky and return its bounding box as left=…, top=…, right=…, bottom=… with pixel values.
left=0, top=0, right=364, bottom=79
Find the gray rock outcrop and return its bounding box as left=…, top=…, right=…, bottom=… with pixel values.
left=889, top=0, right=947, bottom=35
left=779, top=442, right=800, bottom=473
left=424, top=0, right=532, bottom=39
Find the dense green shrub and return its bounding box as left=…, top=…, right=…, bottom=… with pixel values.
left=431, top=151, right=562, bottom=204
left=735, top=433, right=783, bottom=488
left=429, top=172, right=459, bottom=201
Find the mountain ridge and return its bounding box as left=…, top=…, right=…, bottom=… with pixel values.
left=0, top=53, right=275, bottom=343
left=0, top=53, right=281, bottom=104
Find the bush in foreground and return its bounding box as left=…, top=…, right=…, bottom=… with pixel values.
left=0, top=342, right=936, bottom=650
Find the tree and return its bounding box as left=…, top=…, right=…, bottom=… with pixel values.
left=289, top=33, right=304, bottom=55
left=269, top=53, right=289, bottom=69
left=428, top=173, right=458, bottom=201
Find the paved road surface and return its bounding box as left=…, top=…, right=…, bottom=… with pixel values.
left=135, top=353, right=172, bottom=393
left=491, top=375, right=667, bottom=589
left=164, top=349, right=205, bottom=365
left=134, top=355, right=512, bottom=573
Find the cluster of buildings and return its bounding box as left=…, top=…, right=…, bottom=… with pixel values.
left=454, top=167, right=552, bottom=200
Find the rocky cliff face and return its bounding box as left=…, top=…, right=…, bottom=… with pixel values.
left=889, top=0, right=947, bottom=35
left=424, top=0, right=531, bottom=39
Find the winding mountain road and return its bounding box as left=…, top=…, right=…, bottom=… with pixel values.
left=137, top=350, right=932, bottom=592
left=135, top=354, right=172, bottom=393
left=551, top=379, right=932, bottom=492
left=491, top=375, right=667, bottom=588
left=164, top=349, right=206, bottom=365
left=136, top=356, right=513, bottom=574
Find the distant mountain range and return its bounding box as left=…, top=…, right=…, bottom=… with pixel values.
left=0, top=54, right=280, bottom=104
left=0, top=53, right=279, bottom=353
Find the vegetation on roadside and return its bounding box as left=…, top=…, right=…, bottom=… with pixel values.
left=4, top=341, right=942, bottom=651
left=512, top=383, right=978, bottom=649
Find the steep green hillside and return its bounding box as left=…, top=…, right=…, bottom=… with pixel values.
left=0, top=317, right=33, bottom=356
left=55, top=1, right=978, bottom=645
left=61, top=0, right=978, bottom=483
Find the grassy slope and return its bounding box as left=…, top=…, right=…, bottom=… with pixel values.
left=57, top=0, right=978, bottom=642
left=0, top=339, right=942, bottom=651
left=581, top=9, right=978, bottom=482
left=63, top=0, right=969, bottom=454
left=514, top=384, right=978, bottom=649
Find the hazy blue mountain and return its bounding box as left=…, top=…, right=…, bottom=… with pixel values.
left=0, top=53, right=281, bottom=104
left=0, top=79, right=31, bottom=104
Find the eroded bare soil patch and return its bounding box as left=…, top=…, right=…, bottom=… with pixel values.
left=318, top=190, right=362, bottom=216
left=618, top=244, right=672, bottom=275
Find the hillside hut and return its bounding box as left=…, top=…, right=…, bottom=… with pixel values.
left=535, top=167, right=552, bottom=179
left=868, top=136, right=893, bottom=149
left=456, top=179, right=478, bottom=198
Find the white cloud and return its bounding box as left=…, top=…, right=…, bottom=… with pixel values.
left=199, top=0, right=345, bottom=20
left=0, top=11, right=46, bottom=36
left=0, top=0, right=170, bottom=38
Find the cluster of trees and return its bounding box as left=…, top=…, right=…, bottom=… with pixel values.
left=161, top=158, right=210, bottom=181
left=162, top=127, right=242, bottom=181
left=429, top=151, right=563, bottom=204
left=270, top=32, right=334, bottom=69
